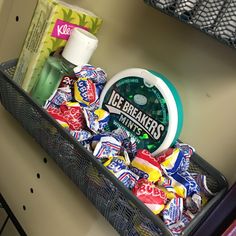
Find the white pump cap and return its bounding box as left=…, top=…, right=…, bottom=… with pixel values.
left=62, top=27, right=98, bottom=67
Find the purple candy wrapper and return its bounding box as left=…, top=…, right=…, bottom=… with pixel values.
left=191, top=173, right=216, bottom=198
left=185, top=193, right=202, bottom=214
left=113, top=128, right=137, bottom=158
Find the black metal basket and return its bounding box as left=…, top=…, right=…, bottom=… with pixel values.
left=144, top=0, right=236, bottom=49
left=0, top=60, right=228, bottom=235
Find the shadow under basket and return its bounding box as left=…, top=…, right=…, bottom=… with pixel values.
left=0, top=59, right=228, bottom=236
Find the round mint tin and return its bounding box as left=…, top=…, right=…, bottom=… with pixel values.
left=100, top=68, right=183, bottom=155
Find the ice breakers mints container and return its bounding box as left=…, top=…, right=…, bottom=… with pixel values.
left=100, top=68, right=183, bottom=156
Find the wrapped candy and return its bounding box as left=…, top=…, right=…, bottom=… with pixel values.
left=70, top=130, right=92, bottom=142
left=60, top=102, right=85, bottom=131
left=93, top=136, right=122, bottom=160
left=44, top=87, right=72, bottom=109
left=104, top=156, right=138, bottom=189
left=168, top=210, right=195, bottom=235
left=131, top=149, right=162, bottom=182
left=185, top=193, right=202, bottom=214
left=162, top=197, right=184, bottom=226
left=74, top=64, right=107, bottom=84
left=74, top=77, right=97, bottom=108
left=168, top=171, right=200, bottom=198
left=132, top=179, right=167, bottom=215
left=73, top=64, right=107, bottom=109
left=59, top=75, right=77, bottom=89
left=156, top=147, right=190, bottom=175
left=47, top=107, right=69, bottom=129
left=83, top=108, right=110, bottom=133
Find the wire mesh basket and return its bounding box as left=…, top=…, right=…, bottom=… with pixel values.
left=144, top=0, right=236, bottom=48
left=0, top=60, right=228, bottom=235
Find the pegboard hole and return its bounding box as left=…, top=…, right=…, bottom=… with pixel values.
left=43, top=158, right=48, bottom=164
left=30, top=188, right=34, bottom=194
left=22, top=205, right=26, bottom=211
left=16, top=16, right=19, bottom=22
left=37, top=173, right=40, bottom=179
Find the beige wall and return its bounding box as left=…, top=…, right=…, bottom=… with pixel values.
left=0, top=0, right=235, bottom=185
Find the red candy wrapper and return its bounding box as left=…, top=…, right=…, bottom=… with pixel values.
left=60, top=102, right=85, bottom=131
left=47, top=102, right=85, bottom=131
left=132, top=179, right=167, bottom=214
left=47, top=107, right=69, bottom=128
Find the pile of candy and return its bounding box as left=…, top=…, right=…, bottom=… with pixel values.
left=43, top=64, right=216, bottom=235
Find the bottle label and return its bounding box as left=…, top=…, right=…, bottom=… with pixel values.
left=101, top=76, right=169, bottom=153
left=51, top=19, right=88, bottom=40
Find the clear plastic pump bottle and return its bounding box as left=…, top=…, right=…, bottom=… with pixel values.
left=31, top=27, right=98, bottom=106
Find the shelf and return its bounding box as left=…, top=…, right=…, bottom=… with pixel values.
left=0, top=59, right=228, bottom=235
left=144, top=0, right=236, bottom=49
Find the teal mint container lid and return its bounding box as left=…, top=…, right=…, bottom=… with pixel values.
left=99, top=68, right=183, bottom=155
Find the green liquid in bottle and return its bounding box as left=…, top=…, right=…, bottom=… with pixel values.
left=31, top=56, right=75, bottom=107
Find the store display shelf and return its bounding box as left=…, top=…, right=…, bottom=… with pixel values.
left=0, top=59, right=228, bottom=235
left=144, top=0, right=236, bottom=49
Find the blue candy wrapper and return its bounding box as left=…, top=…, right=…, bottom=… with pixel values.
left=44, top=87, right=72, bottom=109
left=157, top=148, right=190, bottom=176
left=104, top=156, right=129, bottom=174
left=93, top=136, right=121, bottom=159
left=175, top=142, right=195, bottom=158
left=104, top=155, right=138, bottom=189
left=116, top=169, right=139, bottom=189
left=83, top=108, right=110, bottom=134
left=162, top=197, right=183, bottom=226
left=70, top=129, right=92, bottom=142
left=168, top=171, right=200, bottom=198
left=74, top=64, right=107, bottom=84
